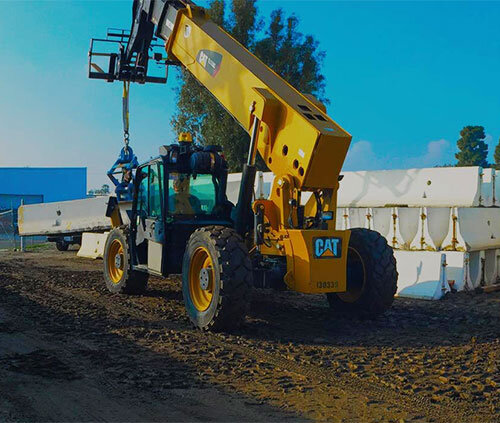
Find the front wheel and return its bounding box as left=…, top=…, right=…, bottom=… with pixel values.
left=103, top=228, right=148, bottom=295
left=327, top=228, right=397, bottom=317
left=182, top=226, right=253, bottom=331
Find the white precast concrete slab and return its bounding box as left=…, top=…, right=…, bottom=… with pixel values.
left=410, top=207, right=451, bottom=251
left=337, top=167, right=482, bottom=208
left=410, top=207, right=431, bottom=251
left=226, top=172, right=243, bottom=205
left=395, top=251, right=450, bottom=300
left=442, top=207, right=500, bottom=251
left=18, top=196, right=112, bottom=236
left=77, top=232, right=109, bottom=259
left=118, top=201, right=132, bottom=226
left=468, top=250, right=485, bottom=289
left=370, top=208, right=392, bottom=238
left=347, top=208, right=370, bottom=229
left=227, top=172, right=275, bottom=205
left=495, top=170, right=500, bottom=207
left=426, top=207, right=452, bottom=249
left=480, top=169, right=495, bottom=207
left=445, top=251, right=470, bottom=292
left=335, top=208, right=350, bottom=230
left=483, top=249, right=499, bottom=286
left=392, top=207, right=420, bottom=250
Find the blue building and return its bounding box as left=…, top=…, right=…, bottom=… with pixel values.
left=0, top=167, right=87, bottom=210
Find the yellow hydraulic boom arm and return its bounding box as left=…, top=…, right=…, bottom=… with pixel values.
left=163, top=3, right=352, bottom=187
left=161, top=1, right=352, bottom=230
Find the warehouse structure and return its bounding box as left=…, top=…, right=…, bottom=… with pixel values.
left=0, top=167, right=87, bottom=210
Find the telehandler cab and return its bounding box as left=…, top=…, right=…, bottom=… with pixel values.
left=90, top=0, right=397, bottom=331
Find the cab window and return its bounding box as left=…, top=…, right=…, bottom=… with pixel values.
left=149, top=165, right=162, bottom=217
left=136, top=163, right=163, bottom=218
left=168, top=173, right=216, bottom=215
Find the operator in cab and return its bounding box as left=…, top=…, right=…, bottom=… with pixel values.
left=169, top=173, right=202, bottom=214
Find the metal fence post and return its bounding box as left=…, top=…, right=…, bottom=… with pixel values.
left=20, top=199, right=25, bottom=252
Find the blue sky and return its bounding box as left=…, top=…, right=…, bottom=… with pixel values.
left=1, top=1, right=499, bottom=190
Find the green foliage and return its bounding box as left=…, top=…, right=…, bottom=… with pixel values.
left=494, top=137, right=500, bottom=170
left=171, top=0, right=327, bottom=172
left=88, top=184, right=110, bottom=196
left=455, top=126, right=489, bottom=168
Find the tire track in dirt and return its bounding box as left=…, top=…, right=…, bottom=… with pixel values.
left=1, top=253, right=499, bottom=422
left=1, top=269, right=464, bottom=422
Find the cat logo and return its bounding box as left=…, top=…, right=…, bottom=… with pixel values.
left=313, top=237, right=342, bottom=259
left=196, top=50, right=223, bottom=77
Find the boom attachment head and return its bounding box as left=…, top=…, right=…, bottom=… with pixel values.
left=88, top=28, right=171, bottom=84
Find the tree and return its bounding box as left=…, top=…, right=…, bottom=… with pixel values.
left=172, top=0, right=327, bottom=171
left=88, top=184, right=111, bottom=196
left=455, top=126, right=489, bottom=168
left=494, top=137, right=500, bottom=170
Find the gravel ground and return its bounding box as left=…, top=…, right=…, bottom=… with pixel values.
left=0, top=246, right=499, bottom=422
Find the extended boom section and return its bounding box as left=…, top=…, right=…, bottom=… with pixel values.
left=160, top=4, right=351, bottom=187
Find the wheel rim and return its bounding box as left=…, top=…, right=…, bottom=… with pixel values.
left=107, top=239, right=124, bottom=284
left=338, top=247, right=366, bottom=303
left=189, top=247, right=215, bottom=311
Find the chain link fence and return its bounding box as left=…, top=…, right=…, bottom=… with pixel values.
left=0, top=209, right=46, bottom=250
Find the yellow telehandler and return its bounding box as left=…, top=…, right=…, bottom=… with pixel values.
left=88, top=0, right=397, bottom=331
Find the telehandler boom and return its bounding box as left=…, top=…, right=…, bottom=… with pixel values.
left=89, top=0, right=397, bottom=330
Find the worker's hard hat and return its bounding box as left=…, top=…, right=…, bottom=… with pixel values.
left=178, top=132, right=193, bottom=143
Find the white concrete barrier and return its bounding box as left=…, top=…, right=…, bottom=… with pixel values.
left=370, top=208, right=392, bottom=239
left=77, top=232, right=109, bottom=259
left=391, top=208, right=420, bottom=250
left=395, top=251, right=450, bottom=300
left=227, top=172, right=275, bottom=205
left=480, top=169, right=495, bottom=207
left=442, top=207, right=500, bottom=251
left=337, top=167, right=482, bottom=208
left=348, top=208, right=370, bottom=229
left=484, top=249, right=498, bottom=286
left=19, top=196, right=112, bottom=236
left=445, top=251, right=470, bottom=292
left=335, top=208, right=350, bottom=230
left=495, top=170, right=500, bottom=207
left=410, top=207, right=451, bottom=251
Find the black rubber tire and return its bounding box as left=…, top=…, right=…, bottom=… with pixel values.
left=55, top=240, right=69, bottom=251
left=182, top=225, right=253, bottom=331
left=103, top=228, right=148, bottom=295
left=327, top=228, right=397, bottom=317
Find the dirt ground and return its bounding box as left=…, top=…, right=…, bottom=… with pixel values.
left=0, top=246, right=499, bottom=422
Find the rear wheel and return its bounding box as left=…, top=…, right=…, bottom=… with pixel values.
left=327, top=228, right=397, bottom=317
left=103, top=228, right=148, bottom=294
left=182, top=226, right=253, bottom=331
left=56, top=240, right=69, bottom=251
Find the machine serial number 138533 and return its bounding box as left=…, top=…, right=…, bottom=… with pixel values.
left=316, top=281, right=339, bottom=289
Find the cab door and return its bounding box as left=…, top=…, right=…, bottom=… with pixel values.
left=136, top=162, right=165, bottom=274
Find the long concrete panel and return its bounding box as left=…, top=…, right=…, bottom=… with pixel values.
left=337, top=167, right=482, bottom=207
left=18, top=196, right=112, bottom=236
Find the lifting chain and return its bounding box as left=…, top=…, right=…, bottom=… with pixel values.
left=122, top=81, right=130, bottom=152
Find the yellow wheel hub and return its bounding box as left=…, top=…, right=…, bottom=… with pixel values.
left=189, top=247, right=215, bottom=311
left=107, top=239, right=125, bottom=284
